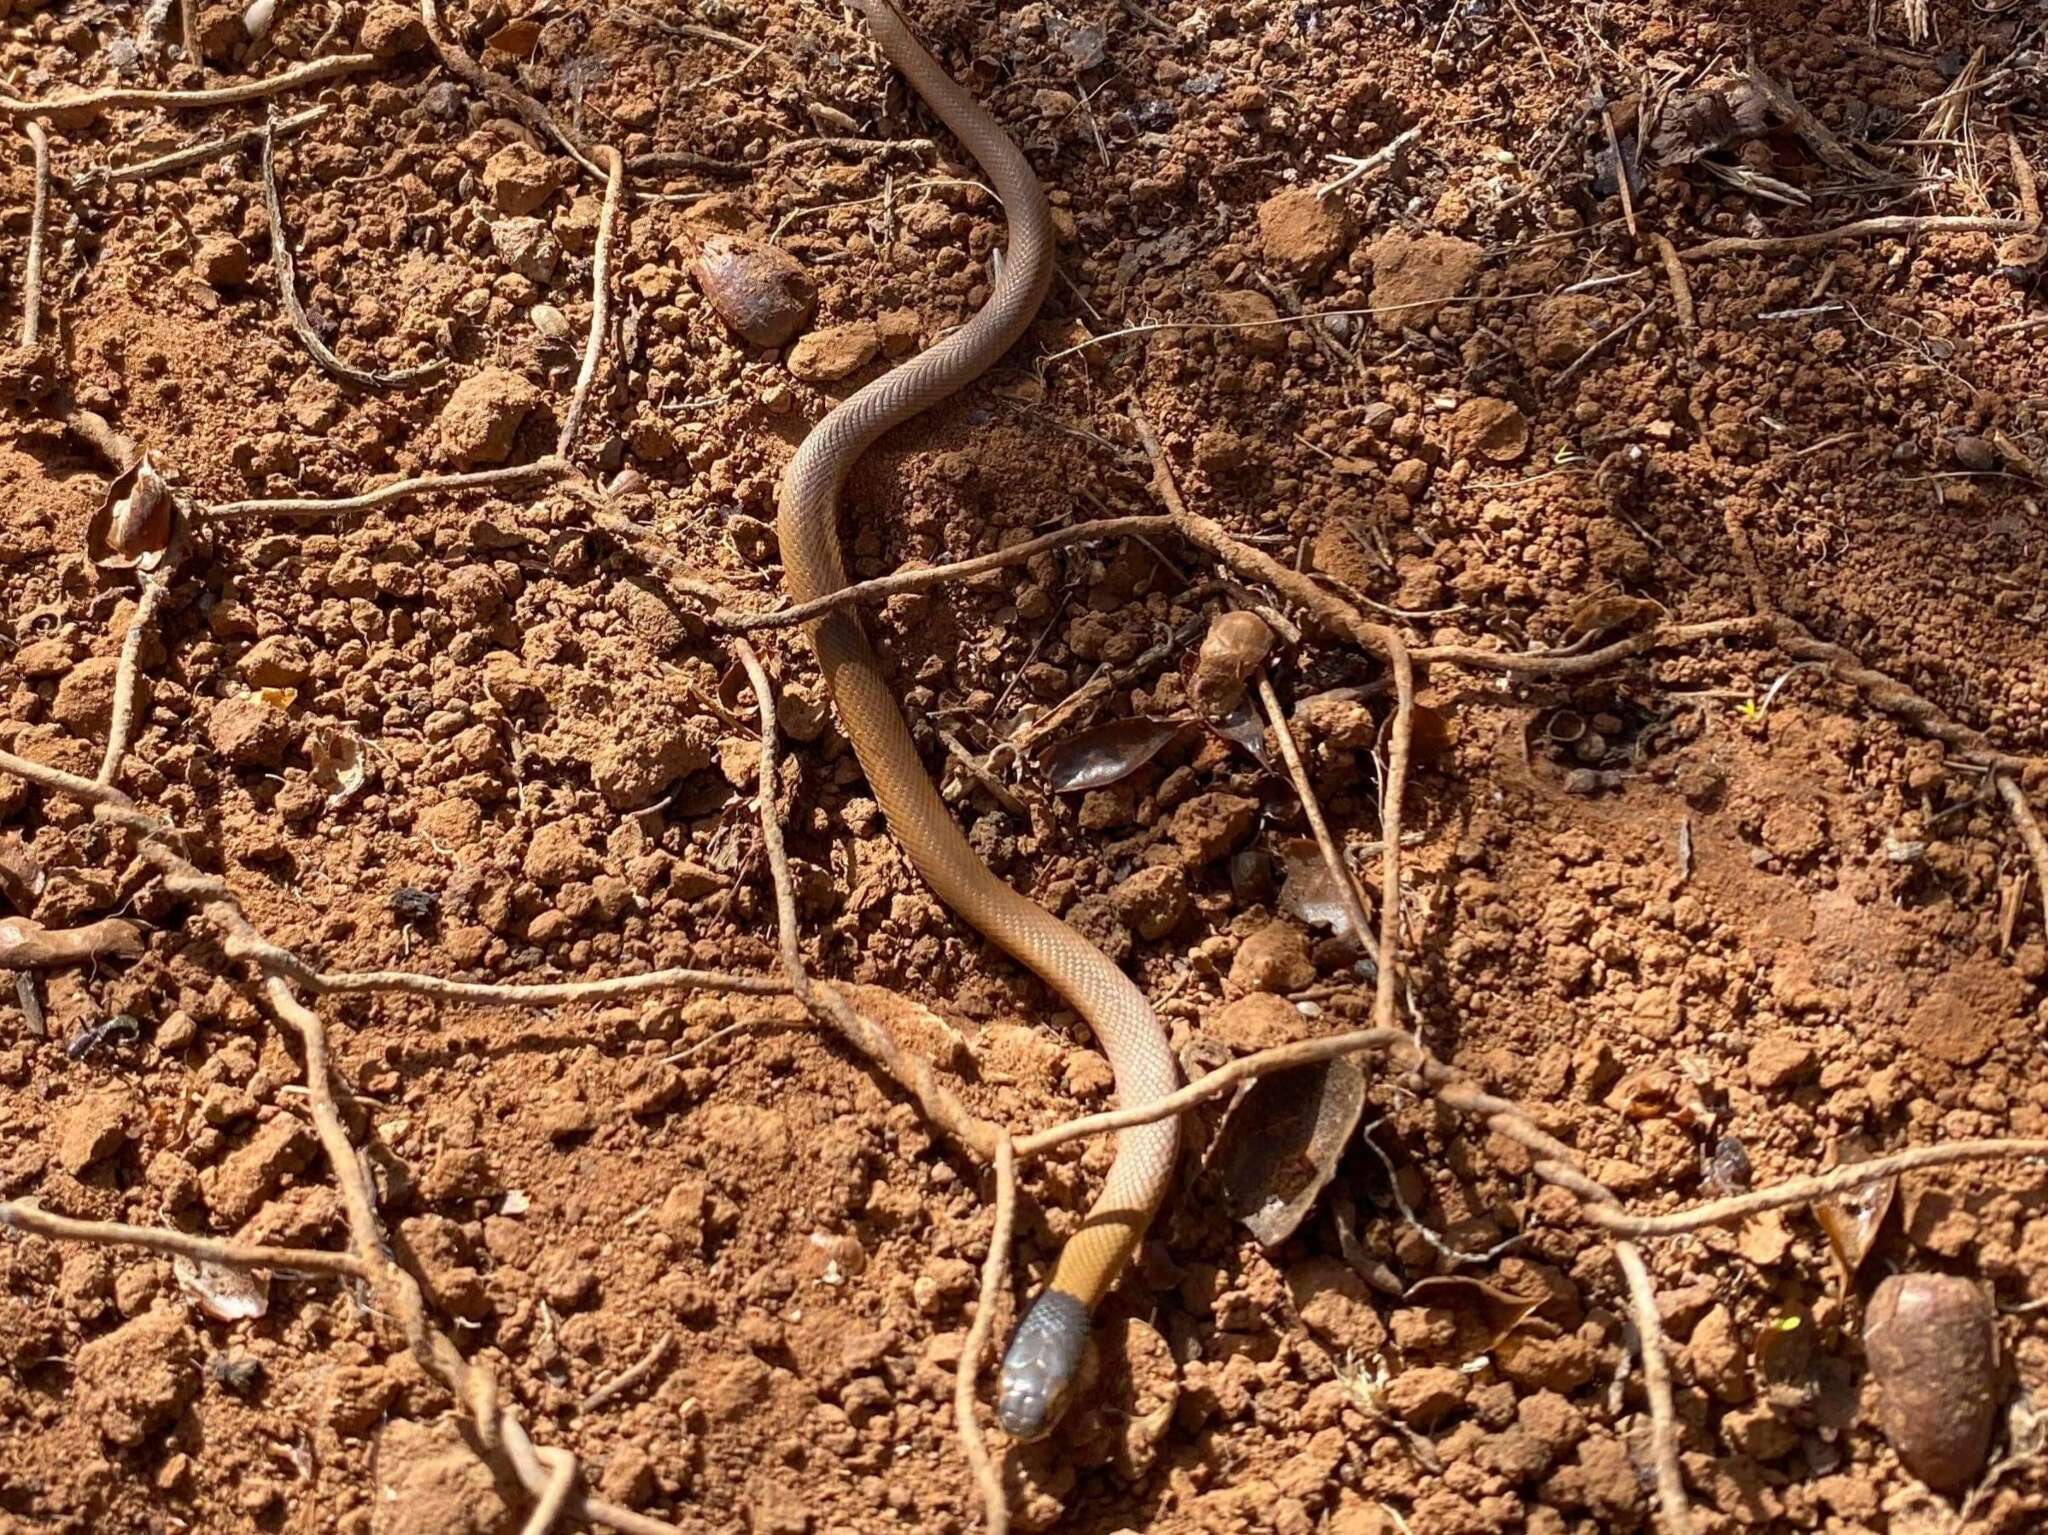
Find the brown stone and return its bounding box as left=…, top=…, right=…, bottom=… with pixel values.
left=1367, top=232, right=1483, bottom=333
left=1258, top=187, right=1350, bottom=281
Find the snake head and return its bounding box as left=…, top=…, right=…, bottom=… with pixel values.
left=996, top=1289, right=1089, bottom=1439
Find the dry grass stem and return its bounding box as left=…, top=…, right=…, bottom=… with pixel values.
left=0, top=54, right=376, bottom=119
left=559, top=146, right=625, bottom=457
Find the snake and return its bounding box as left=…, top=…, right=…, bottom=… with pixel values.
left=776, top=0, right=1181, bottom=1440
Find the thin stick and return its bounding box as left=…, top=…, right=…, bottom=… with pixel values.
left=1680, top=214, right=2030, bottom=260
left=98, top=574, right=168, bottom=785
left=1256, top=673, right=1377, bottom=956
left=207, top=459, right=571, bottom=519
left=1581, top=1137, right=2048, bottom=1238
left=1996, top=775, right=2048, bottom=942
left=261, top=122, right=445, bottom=389
left=705, top=516, right=1175, bottom=632
left=1412, top=616, right=1768, bottom=676
left=1649, top=233, right=1697, bottom=332
left=518, top=1449, right=577, bottom=1535
left=0, top=1202, right=367, bottom=1278
left=629, top=135, right=935, bottom=179
left=0, top=54, right=376, bottom=119
left=1615, top=1241, right=1693, bottom=1535
left=179, top=0, right=201, bottom=64
left=22, top=121, right=50, bottom=347
left=1602, top=104, right=1639, bottom=239
left=314, top=964, right=789, bottom=1004
left=558, top=146, right=623, bottom=458
left=1015, top=1029, right=1411, bottom=1157
left=958, top=1134, right=1015, bottom=1535
left=579, top=1335, right=674, bottom=1414
left=78, top=104, right=329, bottom=190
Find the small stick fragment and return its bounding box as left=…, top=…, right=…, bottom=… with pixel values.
left=558, top=146, right=623, bottom=458
left=179, top=0, right=201, bottom=63
left=1255, top=674, right=1377, bottom=956
left=579, top=1335, right=674, bottom=1414
left=959, top=1135, right=1016, bottom=1535
left=0, top=1200, right=368, bottom=1278
left=77, top=104, right=328, bottom=190
left=0, top=54, right=376, bottom=120
left=1680, top=214, right=2030, bottom=260
left=1602, top=104, right=1639, bottom=239
left=1649, top=233, right=1696, bottom=332
left=12, top=973, right=42, bottom=1037
left=208, top=459, right=571, bottom=519
left=418, top=0, right=605, bottom=180
left=1995, top=776, right=2048, bottom=943
left=22, top=121, right=50, bottom=347
left=261, top=123, right=445, bottom=388
left=0, top=916, right=145, bottom=969
left=99, top=574, right=168, bottom=785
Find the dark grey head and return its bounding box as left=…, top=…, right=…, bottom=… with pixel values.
left=996, top=1288, right=1090, bottom=1439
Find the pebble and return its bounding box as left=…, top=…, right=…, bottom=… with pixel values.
left=1170, top=792, right=1260, bottom=864
left=1865, top=1273, right=1998, bottom=1490
left=1258, top=187, right=1350, bottom=281
left=1209, top=993, right=1303, bottom=1053
left=58, top=1089, right=135, bottom=1174
left=524, top=823, right=597, bottom=888
left=1366, top=232, right=1483, bottom=333
left=77, top=1307, right=200, bottom=1447
left=1450, top=397, right=1530, bottom=463
left=491, top=217, right=560, bottom=282
left=1229, top=920, right=1314, bottom=993
left=237, top=634, right=311, bottom=688
left=206, top=694, right=291, bottom=770
left=1110, top=864, right=1189, bottom=940
left=787, top=321, right=881, bottom=384
left=1286, top=1257, right=1387, bottom=1356
left=1214, top=289, right=1285, bottom=356
left=481, top=141, right=559, bottom=216
left=51, top=655, right=127, bottom=735
left=530, top=303, right=571, bottom=342
left=1951, top=434, right=1998, bottom=472
left=193, top=235, right=251, bottom=288
left=438, top=367, right=541, bottom=467
left=691, top=234, right=816, bottom=349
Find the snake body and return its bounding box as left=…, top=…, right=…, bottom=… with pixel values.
left=776, top=0, right=1180, bottom=1438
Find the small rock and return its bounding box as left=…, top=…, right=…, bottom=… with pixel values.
left=193, top=235, right=251, bottom=288
left=58, top=1089, right=134, bottom=1174
left=1450, top=397, right=1530, bottom=463
left=1215, top=289, right=1284, bottom=355
left=787, top=321, right=881, bottom=384
left=491, top=217, right=561, bottom=282
left=1286, top=1257, right=1387, bottom=1356
left=1951, top=434, right=1998, bottom=472
left=1209, top=993, right=1302, bottom=1053
left=237, top=635, right=311, bottom=688
left=359, top=4, right=427, bottom=59
left=530, top=303, right=572, bottom=343
left=482, top=141, right=560, bottom=216
left=1744, top=1032, right=1817, bottom=1091
left=1531, top=295, right=1606, bottom=367
left=524, top=823, right=597, bottom=888
left=1170, top=792, right=1260, bottom=864
left=77, top=1307, right=200, bottom=1446
left=1865, top=1273, right=1998, bottom=1491
left=1230, top=920, right=1314, bottom=993
left=438, top=367, right=542, bottom=468
left=590, top=718, right=714, bottom=810
left=51, top=655, right=129, bottom=736
left=1367, top=232, right=1483, bottom=333
left=1111, top=864, right=1188, bottom=941
left=1383, top=1365, right=1469, bottom=1427
left=1387, top=458, right=1433, bottom=499
left=876, top=308, right=921, bottom=356
left=1685, top=1304, right=1751, bottom=1403
left=205, top=1114, right=318, bottom=1225
left=206, top=694, right=291, bottom=770
left=1493, top=1332, right=1596, bottom=1393
left=691, top=235, right=816, bottom=349
left=1258, top=187, right=1350, bottom=281
left=14, top=637, right=74, bottom=678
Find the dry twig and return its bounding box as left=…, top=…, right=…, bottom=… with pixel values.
left=261, top=122, right=444, bottom=388
left=558, top=146, right=624, bottom=458
left=0, top=54, right=376, bottom=119
left=959, top=1136, right=1016, bottom=1535
left=1255, top=673, right=1378, bottom=958
left=22, top=121, right=50, bottom=348
left=1996, top=775, right=2048, bottom=942
left=418, top=0, right=606, bottom=180
left=74, top=104, right=329, bottom=190
left=579, top=1334, right=675, bottom=1414
left=1680, top=214, right=2030, bottom=260
left=208, top=459, right=572, bottom=519
left=0, top=1200, right=367, bottom=1278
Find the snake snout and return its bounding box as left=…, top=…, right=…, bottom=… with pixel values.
left=996, top=1288, right=1089, bottom=1439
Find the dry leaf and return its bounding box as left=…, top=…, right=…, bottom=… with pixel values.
left=1213, top=1055, right=1366, bottom=1247
left=87, top=453, right=184, bottom=572
left=1207, top=694, right=1273, bottom=770
left=1276, top=837, right=1363, bottom=945
left=1564, top=593, right=1668, bottom=644
left=1645, top=79, right=1770, bottom=165
left=174, top=1255, right=270, bottom=1322
left=1814, top=1136, right=1896, bottom=1290
left=1041, top=718, right=1182, bottom=793
left=1406, top=1274, right=1553, bottom=1358
left=309, top=726, right=368, bottom=806
left=485, top=18, right=543, bottom=53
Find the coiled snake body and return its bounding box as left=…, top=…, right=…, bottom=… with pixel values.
left=776, top=0, right=1180, bottom=1438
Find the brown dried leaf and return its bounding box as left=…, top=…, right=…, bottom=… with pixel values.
left=1406, top=1274, right=1553, bottom=1357
left=88, top=454, right=184, bottom=572
left=1189, top=611, right=1274, bottom=719
left=1814, top=1137, right=1896, bottom=1289
left=1564, top=593, right=1668, bottom=644
left=1646, top=79, right=1770, bottom=165
left=173, top=1255, right=270, bottom=1322
left=1214, top=1055, right=1366, bottom=1247
left=1041, top=718, right=1182, bottom=793
left=1276, top=837, right=1362, bottom=944
left=309, top=726, right=367, bottom=807
left=485, top=18, right=543, bottom=53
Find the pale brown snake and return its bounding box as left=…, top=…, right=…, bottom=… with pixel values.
left=775, top=0, right=1180, bottom=1437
